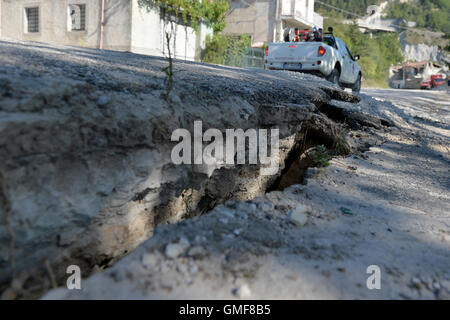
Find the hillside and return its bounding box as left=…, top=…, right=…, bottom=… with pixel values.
left=316, top=0, right=450, bottom=34
left=316, top=0, right=382, bottom=16
left=385, top=0, right=450, bottom=34
left=316, top=0, right=449, bottom=86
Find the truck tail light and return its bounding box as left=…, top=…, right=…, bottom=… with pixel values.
left=318, top=46, right=326, bottom=56
left=265, top=47, right=269, bottom=56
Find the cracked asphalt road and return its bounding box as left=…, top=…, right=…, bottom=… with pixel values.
left=45, top=83, right=450, bottom=299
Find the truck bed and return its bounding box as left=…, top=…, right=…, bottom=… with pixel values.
left=266, top=41, right=331, bottom=74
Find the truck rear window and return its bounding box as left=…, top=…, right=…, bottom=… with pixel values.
left=323, top=36, right=337, bottom=49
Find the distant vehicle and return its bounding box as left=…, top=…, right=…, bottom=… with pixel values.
left=265, top=27, right=362, bottom=92
left=430, top=75, right=446, bottom=88
left=420, top=80, right=431, bottom=90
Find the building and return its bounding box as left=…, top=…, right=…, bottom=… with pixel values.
left=343, top=3, right=416, bottom=34
left=223, top=0, right=323, bottom=46
left=389, top=61, right=448, bottom=89
left=0, top=0, right=212, bottom=61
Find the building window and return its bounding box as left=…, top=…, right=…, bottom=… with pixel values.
left=69, top=4, right=86, bottom=31
left=25, top=7, right=39, bottom=33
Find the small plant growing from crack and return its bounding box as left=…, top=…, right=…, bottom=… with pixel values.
left=182, top=188, right=195, bottom=217
left=162, top=30, right=174, bottom=103
left=181, top=166, right=197, bottom=218
left=310, top=145, right=332, bottom=168
left=333, top=122, right=350, bottom=156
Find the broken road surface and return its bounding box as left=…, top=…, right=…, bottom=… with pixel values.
left=47, top=61, right=450, bottom=300
left=0, top=39, right=448, bottom=300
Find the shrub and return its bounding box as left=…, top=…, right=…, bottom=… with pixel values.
left=201, top=34, right=252, bottom=67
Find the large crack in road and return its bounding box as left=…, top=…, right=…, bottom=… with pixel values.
left=45, top=88, right=449, bottom=300
left=0, top=39, right=448, bottom=300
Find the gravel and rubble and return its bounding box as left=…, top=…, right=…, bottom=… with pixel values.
left=0, top=39, right=448, bottom=299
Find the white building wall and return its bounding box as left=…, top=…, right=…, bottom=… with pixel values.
left=296, top=0, right=306, bottom=19
left=0, top=0, right=131, bottom=51
left=223, top=0, right=272, bottom=43
left=198, top=22, right=213, bottom=49
left=224, top=0, right=322, bottom=44
left=130, top=0, right=211, bottom=61
left=131, top=1, right=162, bottom=56
left=306, top=0, right=314, bottom=23
left=0, top=0, right=209, bottom=61
left=282, top=0, right=291, bottom=15
left=173, top=24, right=196, bottom=60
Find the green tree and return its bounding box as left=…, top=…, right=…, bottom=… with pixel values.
left=137, top=0, right=229, bottom=32
left=385, top=0, right=450, bottom=34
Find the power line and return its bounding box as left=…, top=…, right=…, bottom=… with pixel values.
left=315, top=0, right=364, bottom=18
left=315, top=0, right=417, bottom=32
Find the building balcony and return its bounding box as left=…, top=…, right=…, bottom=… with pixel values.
left=313, top=12, right=323, bottom=29
left=281, top=0, right=323, bottom=29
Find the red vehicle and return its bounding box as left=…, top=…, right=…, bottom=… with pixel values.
left=430, top=75, right=446, bottom=88
left=420, top=79, right=431, bottom=89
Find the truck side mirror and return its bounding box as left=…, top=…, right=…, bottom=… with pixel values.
left=354, top=55, right=360, bottom=61
left=328, top=27, right=333, bottom=33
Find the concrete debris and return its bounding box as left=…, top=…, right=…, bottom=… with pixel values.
left=165, top=238, right=190, bottom=259
left=288, top=205, right=310, bottom=226
left=233, top=284, right=252, bottom=299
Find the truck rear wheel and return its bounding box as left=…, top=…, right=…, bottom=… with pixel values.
left=352, top=74, right=361, bottom=93
left=326, top=68, right=342, bottom=89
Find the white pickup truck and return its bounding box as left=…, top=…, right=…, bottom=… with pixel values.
left=265, top=30, right=362, bottom=92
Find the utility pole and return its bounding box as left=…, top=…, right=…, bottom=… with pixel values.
left=100, top=0, right=105, bottom=49
left=274, top=0, right=283, bottom=42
